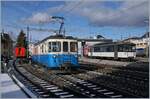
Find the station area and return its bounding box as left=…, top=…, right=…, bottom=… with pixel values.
left=1, top=1, right=149, bottom=98
left=1, top=74, right=28, bottom=98
left=1, top=56, right=149, bottom=98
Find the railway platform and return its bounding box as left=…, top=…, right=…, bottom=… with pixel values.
left=79, top=57, right=132, bottom=66
left=1, top=74, right=28, bottom=98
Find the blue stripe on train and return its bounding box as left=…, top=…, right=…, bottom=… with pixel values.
left=31, top=54, right=79, bottom=68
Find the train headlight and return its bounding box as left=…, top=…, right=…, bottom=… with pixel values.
left=53, top=55, right=56, bottom=58
left=75, top=54, right=78, bottom=57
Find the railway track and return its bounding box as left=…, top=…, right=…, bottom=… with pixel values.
left=80, top=62, right=149, bottom=82
left=22, top=63, right=146, bottom=98
left=61, top=75, right=128, bottom=98
left=16, top=61, right=149, bottom=98
left=13, top=61, right=84, bottom=98
left=73, top=69, right=148, bottom=98
left=23, top=65, right=126, bottom=98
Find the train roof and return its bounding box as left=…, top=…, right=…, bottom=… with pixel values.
left=34, top=34, right=77, bottom=45
left=77, top=38, right=112, bottom=42
left=93, top=42, right=135, bottom=47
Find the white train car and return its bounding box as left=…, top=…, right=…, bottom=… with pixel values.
left=88, top=42, right=136, bottom=60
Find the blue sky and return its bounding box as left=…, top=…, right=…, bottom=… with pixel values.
left=1, top=1, right=149, bottom=41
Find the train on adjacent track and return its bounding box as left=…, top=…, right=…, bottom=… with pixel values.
left=32, top=35, right=79, bottom=69
left=86, top=42, right=136, bottom=60
left=15, top=47, right=26, bottom=58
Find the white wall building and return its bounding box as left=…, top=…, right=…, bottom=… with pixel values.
left=123, top=32, right=149, bottom=56
left=29, top=43, right=35, bottom=55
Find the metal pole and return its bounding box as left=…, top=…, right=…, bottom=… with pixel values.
left=27, top=26, right=29, bottom=58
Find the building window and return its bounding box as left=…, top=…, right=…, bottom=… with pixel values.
left=70, top=42, right=77, bottom=52
left=63, top=42, right=68, bottom=52
left=144, top=43, right=147, bottom=45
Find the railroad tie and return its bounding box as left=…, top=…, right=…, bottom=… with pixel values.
left=40, top=83, right=48, bottom=86
left=111, top=95, right=123, bottom=98
left=77, top=81, right=87, bottom=84
left=34, top=89, right=41, bottom=91
left=55, top=92, right=69, bottom=95
left=46, top=87, right=58, bottom=90
left=83, top=83, right=92, bottom=86
left=80, top=88, right=84, bottom=91
left=42, top=94, right=50, bottom=98
left=40, top=82, right=48, bottom=84
left=97, top=89, right=108, bottom=92
left=43, top=85, right=55, bottom=88
left=90, top=94, right=96, bottom=97
left=60, top=94, right=74, bottom=98
left=93, top=87, right=101, bottom=90
left=103, top=92, right=114, bottom=95
left=85, top=91, right=90, bottom=94
left=87, top=85, right=97, bottom=88
left=37, top=91, right=45, bottom=94
left=50, top=89, right=63, bottom=92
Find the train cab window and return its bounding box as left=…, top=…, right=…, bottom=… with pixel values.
left=70, top=42, right=77, bottom=52
left=48, top=42, right=51, bottom=52
left=63, top=42, right=68, bottom=52
left=52, top=42, right=61, bottom=52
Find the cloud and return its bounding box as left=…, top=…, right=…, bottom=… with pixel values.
left=23, top=1, right=149, bottom=27
left=48, top=1, right=149, bottom=27
left=22, top=12, right=56, bottom=24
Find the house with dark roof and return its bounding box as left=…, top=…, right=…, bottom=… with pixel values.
left=122, top=32, right=149, bottom=57
left=77, top=35, right=112, bottom=56
left=1, top=32, right=13, bottom=58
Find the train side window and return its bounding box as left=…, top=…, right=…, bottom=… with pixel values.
left=63, top=42, right=68, bottom=52
left=70, top=42, right=77, bottom=52
left=94, top=47, right=100, bottom=52
left=48, top=42, right=51, bottom=52
left=52, top=42, right=61, bottom=52
left=107, top=46, right=114, bottom=52
left=118, top=45, right=123, bottom=52
left=132, top=46, right=136, bottom=52
left=41, top=45, right=44, bottom=53
left=45, top=43, right=47, bottom=53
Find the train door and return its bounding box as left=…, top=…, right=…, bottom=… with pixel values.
left=114, top=45, right=118, bottom=59
left=63, top=41, right=70, bottom=64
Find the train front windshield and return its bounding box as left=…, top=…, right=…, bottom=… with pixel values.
left=48, top=42, right=61, bottom=52
left=70, top=42, right=77, bottom=52
left=48, top=41, right=77, bottom=53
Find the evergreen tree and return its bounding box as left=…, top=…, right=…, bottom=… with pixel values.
left=16, top=30, right=27, bottom=48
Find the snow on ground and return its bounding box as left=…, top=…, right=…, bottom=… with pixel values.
left=1, top=74, right=28, bottom=98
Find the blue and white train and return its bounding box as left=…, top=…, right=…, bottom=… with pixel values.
left=32, top=35, right=79, bottom=69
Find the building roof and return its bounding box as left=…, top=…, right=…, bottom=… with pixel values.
left=141, top=32, right=149, bottom=38
left=78, top=38, right=112, bottom=42
left=123, top=32, right=149, bottom=42
left=1, top=33, right=13, bottom=42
